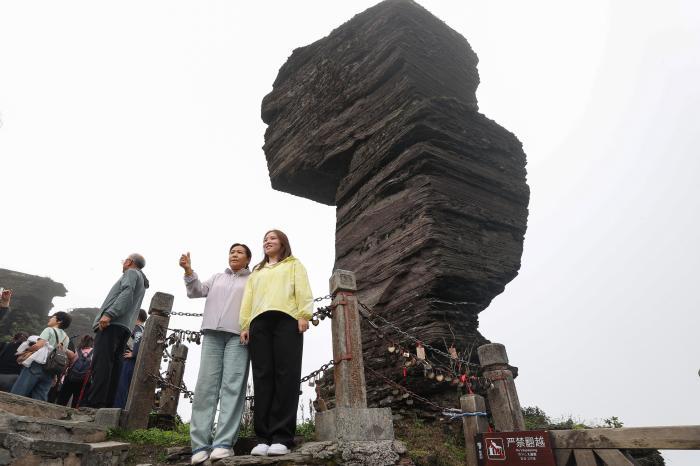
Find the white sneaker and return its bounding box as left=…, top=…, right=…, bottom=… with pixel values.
left=250, top=443, right=270, bottom=456
left=191, top=450, right=209, bottom=465
left=210, top=447, right=233, bottom=460
left=267, top=443, right=290, bottom=456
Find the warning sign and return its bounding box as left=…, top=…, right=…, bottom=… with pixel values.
left=475, top=431, right=556, bottom=465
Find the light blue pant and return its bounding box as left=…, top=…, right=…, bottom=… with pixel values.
left=10, top=361, right=53, bottom=401
left=190, top=330, right=249, bottom=453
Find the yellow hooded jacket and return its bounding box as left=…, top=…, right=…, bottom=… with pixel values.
left=239, top=256, right=314, bottom=331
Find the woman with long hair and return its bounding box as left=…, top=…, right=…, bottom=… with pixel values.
left=181, top=243, right=253, bottom=465
left=239, top=229, right=313, bottom=456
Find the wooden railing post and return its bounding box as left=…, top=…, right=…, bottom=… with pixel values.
left=121, top=292, right=173, bottom=430
left=478, top=343, right=525, bottom=431
left=329, top=269, right=367, bottom=408
left=315, top=270, right=394, bottom=442
left=159, top=342, right=188, bottom=417
left=461, top=394, right=489, bottom=466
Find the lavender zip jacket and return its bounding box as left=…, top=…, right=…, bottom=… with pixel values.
left=184, top=268, right=250, bottom=335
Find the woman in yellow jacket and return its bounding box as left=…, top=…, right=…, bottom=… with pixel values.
left=239, top=229, right=313, bottom=456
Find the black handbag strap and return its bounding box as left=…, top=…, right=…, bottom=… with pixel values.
left=51, top=328, right=67, bottom=348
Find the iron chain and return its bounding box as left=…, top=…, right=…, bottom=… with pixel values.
left=358, top=301, right=479, bottom=368
left=164, top=311, right=204, bottom=317
left=150, top=372, right=195, bottom=402
left=299, top=359, right=336, bottom=384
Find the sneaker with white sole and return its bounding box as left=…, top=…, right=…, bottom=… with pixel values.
left=250, top=443, right=270, bottom=456
left=268, top=443, right=291, bottom=456
left=191, top=450, right=209, bottom=465
left=210, top=447, right=233, bottom=460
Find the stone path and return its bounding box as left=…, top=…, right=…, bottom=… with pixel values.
left=167, top=440, right=409, bottom=466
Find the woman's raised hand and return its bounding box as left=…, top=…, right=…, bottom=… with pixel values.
left=298, top=318, right=309, bottom=334
left=179, top=252, right=193, bottom=275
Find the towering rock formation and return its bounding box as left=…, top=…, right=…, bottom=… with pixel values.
left=0, top=269, right=67, bottom=340
left=261, top=0, right=529, bottom=407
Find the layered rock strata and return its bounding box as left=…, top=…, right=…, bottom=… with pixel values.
left=261, top=0, right=529, bottom=407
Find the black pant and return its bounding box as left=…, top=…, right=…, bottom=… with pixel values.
left=85, top=325, right=130, bottom=408
left=249, top=311, right=303, bottom=447
left=57, top=378, right=89, bottom=408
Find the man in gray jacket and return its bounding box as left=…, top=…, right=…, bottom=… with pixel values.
left=84, top=253, right=149, bottom=408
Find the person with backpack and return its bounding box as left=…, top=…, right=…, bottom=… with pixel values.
left=112, top=309, right=147, bottom=409
left=11, top=311, right=73, bottom=401
left=56, top=335, right=94, bottom=407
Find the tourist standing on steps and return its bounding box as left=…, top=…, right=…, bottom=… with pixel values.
left=182, top=244, right=252, bottom=465
left=239, top=230, right=314, bottom=457
left=84, top=253, right=149, bottom=408
left=11, top=312, right=73, bottom=401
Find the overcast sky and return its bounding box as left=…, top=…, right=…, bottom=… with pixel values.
left=1, top=1, right=698, bottom=464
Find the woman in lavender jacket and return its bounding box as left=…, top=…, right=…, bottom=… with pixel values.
left=179, top=243, right=252, bottom=465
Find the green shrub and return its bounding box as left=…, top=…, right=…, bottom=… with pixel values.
left=108, top=423, right=190, bottom=447
left=296, top=420, right=315, bottom=442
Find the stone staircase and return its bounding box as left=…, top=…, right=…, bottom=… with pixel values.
left=0, top=391, right=129, bottom=465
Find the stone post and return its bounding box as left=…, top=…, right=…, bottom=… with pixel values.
left=314, top=270, right=394, bottom=442
left=159, top=342, right=188, bottom=417
left=461, top=394, right=489, bottom=466
left=478, top=343, right=525, bottom=431
left=121, top=292, right=174, bottom=430
left=329, top=269, right=367, bottom=408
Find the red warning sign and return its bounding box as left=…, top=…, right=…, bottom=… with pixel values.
left=475, top=431, right=556, bottom=465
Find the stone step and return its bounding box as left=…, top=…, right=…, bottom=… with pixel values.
left=172, top=453, right=317, bottom=466
left=170, top=440, right=409, bottom=465
left=215, top=452, right=317, bottom=465
left=0, top=432, right=130, bottom=466
left=2, top=410, right=107, bottom=443
left=0, top=391, right=96, bottom=423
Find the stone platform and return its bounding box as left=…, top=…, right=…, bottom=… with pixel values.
left=171, top=440, right=410, bottom=466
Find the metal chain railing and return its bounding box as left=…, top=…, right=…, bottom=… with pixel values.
left=300, top=359, right=336, bottom=385
left=150, top=372, right=195, bottom=402
left=310, top=305, right=332, bottom=326
left=365, top=365, right=489, bottom=420
left=154, top=358, right=337, bottom=404
left=159, top=328, right=201, bottom=345
left=150, top=294, right=335, bottom=404
left=162, top=295, right=332, bottom=320
left=164, top=311, right=204, bottom=317
left=357, top=301, right=480, bottom=369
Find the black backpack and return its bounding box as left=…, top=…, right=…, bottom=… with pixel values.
left=67, top=348, right=93, bottom=383
left=44, top=329, right=69, bottom=375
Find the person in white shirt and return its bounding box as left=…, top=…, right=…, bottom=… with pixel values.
left=11, top=312, right=74, bottom=401
left=180, top=243, right=252, bottom=465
